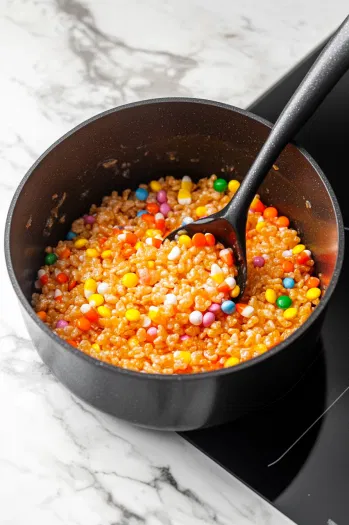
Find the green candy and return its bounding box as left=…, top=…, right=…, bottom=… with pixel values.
left=213, top=178, right=228, bottom=192
left=276, top=295, right=292, bottom=309
left=45, top=252, right=58, bottom=265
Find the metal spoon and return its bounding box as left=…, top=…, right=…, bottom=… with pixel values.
left=166, top=16, right=349, bottom=296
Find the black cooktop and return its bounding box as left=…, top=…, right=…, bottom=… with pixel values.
left=182, top=40, right=349, bottom=525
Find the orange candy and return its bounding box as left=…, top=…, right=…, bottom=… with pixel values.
left=60, top=248, right=71, bottom=259
left=282, top=261, right=294, bottom=273
left=236, top=303, right=248, bottom=315
left=218, top=282, right=230, bottom=293
left=141, top=214, right=155, bottom=225
left=125, top=232, right=138, bottom=245
left=37, top=311, right=47, bottom=321
left=220, top=249, right=234, bottom=266
left=67, top=339, right=78, bottom=347
left=307, top=277, right=320, bottom=288
left=297, top=252, right=310, bottom=265
left=99, top=236, right=108, bottom=246
left=56, top=272, right=68, bottom=284
left=250, top=197, right=266, bottom=213
left=205, top=233, right=216, bottom=246
left=146, top=203, right=160, bottom=215
left=76, top=317, right=91, bottom=331
left=68, top=279, right=77, bottom=291
left=276, top=216, right=290, bottom=228
left=263, top=207, right=278, bottom=220
left=84, top=309, right=99, bottom=322
left=40, top=274, right=48, bottom=285
left=192, top=233, right=207, bottom=247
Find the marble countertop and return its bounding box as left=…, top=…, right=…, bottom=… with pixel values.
left=1, top=1, right=348, bottom=523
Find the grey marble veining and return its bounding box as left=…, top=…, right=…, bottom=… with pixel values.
left=1, top=1, right=348, bottom=523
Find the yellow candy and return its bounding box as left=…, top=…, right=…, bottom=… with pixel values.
left=306, top=287, right=321, bottom=301
left=178, top=235, right=192, bottom=248
left=88, top=294, right=104, bottom=307
left=196, top=206, right=207, bottom=218
left=135, top=241, right=142, bottom=250
left=91, top=343, right=100, bottom=351
left=128, top=336, right=139, bottom=348
left=97, top=306, right=111, bottom=318
left=84, top=278, right=97, bottom=292
left=253, top=344, right=268, bottom=354
left=146, top=229, right=162, bottom=238
left=150, top=180, right=161, bottom=192
left=147, top=261, right=155, bottom=268
left=74, top=238, right=88, bottom=249
left=231, top=285, right=240, bottom=298
left=148, top=307, right=159, bottom=322
left=256, top=221, right=266, bottom=232
left=224, top=356, right=240, bottom=368
left=86, top=248, right=99, bottom=258
left=125, top=308, right=141, bottom=322
left=228, top=180, right=240, bottom=193
left=212, top=273, right=225, bottom=284
left=265, top=288, right=277, bottom=304
left=122, top=272, right=139, bottom=287
left=101, top=250, right=113, bottom=259
left=174, top=350, right=191, bottom=364
left=283, top=307, right=298, bottom=320
left=178, top=189, right=192, bottom=205
left=292, top=244, right=305, bottom=255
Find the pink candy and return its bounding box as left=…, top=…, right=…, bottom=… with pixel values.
left=208, top=303, right=221, bottom=313
left=157, top=190, right=167, bottom=203
left=146, top=327, right=158, bottom=341
left=159, top=203, right=171, bottom=216
left=84, top=215, right=95, bottom=224
left=56, top=320, right=68, bottom=328
left=180, top=335, right=190, bottom=341
left=203, top=312, right=215, bottom=327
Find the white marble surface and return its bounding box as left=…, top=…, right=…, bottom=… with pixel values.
left=1, top=1, right=348, bottom=523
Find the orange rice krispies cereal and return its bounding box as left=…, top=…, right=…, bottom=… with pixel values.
left=32, top=175, right=322, bottom=374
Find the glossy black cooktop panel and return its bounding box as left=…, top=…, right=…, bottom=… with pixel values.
left=181, top=40, right=349, bottom=525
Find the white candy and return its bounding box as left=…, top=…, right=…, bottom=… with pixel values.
left=84, top=289, right=93, bottom=299
left=34, top=280, right=41, bottom=289
left=165, top=293, right=177, bottom=305
left=155, top=212, right=164, bottom=221
left=54, top=289, right=62, bottom=298
left=145, top=238, right=153, bottom=245
left=189, top=311, right=203, bottom=326
left=304, top=249, right=311, bottom=256
left=241, top=305, right=254, bottom=318
left=182, top=216, right=194, bottom=226
left=97, top=282, right=110, bottom=295
left=168, top=246, right=181, bottom=261
left=38, top=269, right=46, bottom=278
left=262, top=254, right=269, bottom=260
left=225, top=277, right=236, bottom=289
left=211, top=263, right=222, bottom=276
left=182, top=175, right=192, bottom=183
left=257, top=216, right=265, bottom=223
left=80, top=304, right=91, bottom=314
left=118, top=233, right=127, bottom=242
left=141, top=315, right=151, bottom=328
left=282, top=250, right=292, bottom=258
left=178, top=195, right=192, bottom=205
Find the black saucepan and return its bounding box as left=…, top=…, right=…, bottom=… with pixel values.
left=5, top=98, right=344, bottom=430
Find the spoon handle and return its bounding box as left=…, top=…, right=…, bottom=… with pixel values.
left=226, top=15, right=349, bottom=224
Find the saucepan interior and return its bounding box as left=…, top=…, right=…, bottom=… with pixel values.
left=5, top=98, right=344, bottom=430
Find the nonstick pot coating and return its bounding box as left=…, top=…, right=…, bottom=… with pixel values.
left=5, top=98, right=344, bottom=430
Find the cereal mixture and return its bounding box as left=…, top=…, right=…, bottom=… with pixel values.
left=32, top=175, right=322, bottom=374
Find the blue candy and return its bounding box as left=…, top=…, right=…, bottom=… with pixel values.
left=66, top=231, right=77, bottom=240
left=135, top=188, right=149, bottom=201
left=221, top=300, right=236, bottom=315
left=182, top=216, right=194, bottom=226
left=283, top=277, right=295, bottom=289
left=137, top=210, right=148, bottom=217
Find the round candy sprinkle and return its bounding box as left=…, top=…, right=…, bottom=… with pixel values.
left=276, top=295, right=292, bottom=309
left=150, top=180, right=161, bottom=192
left=44, top=253, right=57, bottom=265
left=307, top=277, right=320, bottom=288
left=97, top=306, right=112, bottom=318
left=56, top=272, right=68, bottom=284
left=283, top=308, right=298, bottom=320
left=135, top=187, right=148, bottom=201
left=137, top=210, right=148, bottom=217
left=265, top=289, right=277, bottom=304
left=292, top=244, right=305, bottom=255
left=159, top=203, right=171, bottom=216
left=205, top=233, right=216, bottom=246
left=178, top=235, right=192, bottom=248
left=213, top=178, right=228, bottom=192
left=253, top=256, right=265, bottom=268
left=231, top=285, right=240, bottom=298
left=146, top=202, right=160, bottom=214
left=56, top=319, right=68, bottom=329
left=189, top=311, right=203, bottom=326
left=146, top=327, right=158, bottom=341
left=192, top=233, right=206, bottom=247
left=208, top=303, right=221, bottom=313
left=122, top=272, right=139, bottom=287
left=101, top=250, right=112, bottom=259
left=276, top=216, right=290, bottom=228
left=74, top=238, right=88, bottom=249
left=182, top=216, right=194, bottom=226
left=282, top=260, right=294, bottom=273
left=66, top=231, right=77, bottom=240
left=86, top=248, right=99, bottom=258
left=228, top=180, right=240, bottom=193
left=125, top=308, right=141, bottom=322
left=180, top=335, right=190, bottom=341
left=203, top=312, right=215, bottom=327
left=224, top=356, right=240, bottom=368
left=76, top=317, right=91, bottom=331
left=221, top=300, right=236, bottom=315
left=283, top=277, right=295, bottom=289
left=263, top=207, right=278, bottom=219
left=37, top=311, right=47, bottom=321
left=196, top=206, right=207, bottom=218
left=156, top=190, right=167, bottom=203
left=306, top=288, right=321, bottom=301
left=84, top=215, right=95, bottom=224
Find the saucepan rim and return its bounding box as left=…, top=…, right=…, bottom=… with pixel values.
left=4, top=97, right=345, bottom=381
